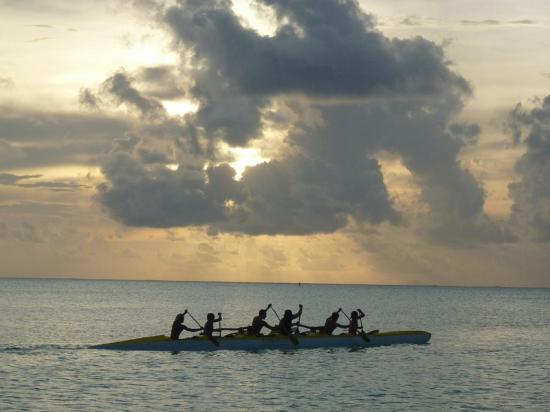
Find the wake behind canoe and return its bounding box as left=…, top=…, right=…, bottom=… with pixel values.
left=90, top=330, right=431, bottom=351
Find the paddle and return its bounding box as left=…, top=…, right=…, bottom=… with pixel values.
left=270, top=305, right=299, bottom=346
left=186, top=309, right=219, bottom=347
left=357, top=308, right=370, bottom=342
left=185, top=309, right=203, bottom=329
left=357, top=309, right=379, bottom=336
left=218, top=312, right=222, bottom=338
left=338, top=307, right=350, bottom=321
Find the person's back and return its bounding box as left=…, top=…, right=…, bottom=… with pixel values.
left=278, top=305, right=302, bottom=335
left=323, top=313, right=339, bottom=335
left=203, top=312, right=222, bottom=337
left=203, top=312, right=222, bottom=347
left=321, top=311, right=348, bottom=335
left=249, top=315, right=264, bottom=335
left=278, top=314, right=293, bottom=335
left=170, top=311, right=202, bottom=340
left=248, top=305, right=273, bottom=336
left=171, top=314, right=185, bottom=340
left=348, top=309, right=365, bottom=335
left=203, top=315, right=214, bottom=337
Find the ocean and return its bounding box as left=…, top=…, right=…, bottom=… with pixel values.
left=1, top=278, right=548, bottom=411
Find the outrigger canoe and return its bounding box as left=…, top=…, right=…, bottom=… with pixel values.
left=90, top=330, right=431, bottom=351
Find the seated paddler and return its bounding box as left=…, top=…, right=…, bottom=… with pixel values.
left=322, top=310, right=348, bottom=335
left=278, top=304, right=302, bottom=336
left=248, top=304, right=276, bottom=336
left=170, top=310, right=203, bottom=340
left=348, top=309, right=365, bottom=335
left=299, top=309, right=348, bottom=335
left=203, top=312, right=222, bottom=346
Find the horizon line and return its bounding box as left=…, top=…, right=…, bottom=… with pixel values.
left=1, top=275, right=548, bottom=290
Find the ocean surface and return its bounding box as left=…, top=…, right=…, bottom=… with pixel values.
left=0, top=278, right=548, bottom=411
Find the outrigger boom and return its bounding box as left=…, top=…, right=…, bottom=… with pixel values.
left=91, top=330, right=431, bottom=351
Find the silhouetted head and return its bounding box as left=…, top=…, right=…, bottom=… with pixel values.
left=351, top=311, right=358, bottom=319
left=175, top=313, right=184, bottom=323
left=207, top=313, right=215, bottom=321
left=284, top=309, right=292, bottom=319
left=331, top=312, right=339, bottom=320
left=259, top=309, right=267, bottom=318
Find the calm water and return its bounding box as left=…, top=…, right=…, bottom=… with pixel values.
left=0, top=279, right=549, bottom=411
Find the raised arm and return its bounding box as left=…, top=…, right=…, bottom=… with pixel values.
left=358, top=309, right=365, bottom=319
left=214, top=312, right=222, bottom=323
left=292, top=304, right=303, bottom=320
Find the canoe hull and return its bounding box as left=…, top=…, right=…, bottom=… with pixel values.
left=90, top=330, right=431, bottom=351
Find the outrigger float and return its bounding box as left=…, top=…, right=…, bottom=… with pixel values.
left=90, top=330, right=431, bottom=351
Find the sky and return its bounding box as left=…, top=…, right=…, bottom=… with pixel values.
left=0, top=0, right=549, bottom=287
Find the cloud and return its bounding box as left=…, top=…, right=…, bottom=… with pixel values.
left=401, top=15, right=421, bottom=26
left=0, top=221, right=42, bottom=243
left=97, top=152, right=241, bottom=228
left=0, top=173, right=84, bottom=191
left=0, top=173, right=41, bottom=185
left=136, top=65, right=186, bottom=100
left=460, top=19, right=536, bottom=27
left=79, top=88, right=101, bottom=110
left=26, top=37, right=52, bottom=43
left=163, top=0, right=468, bottom=146
left=507, top=95, right=550, bottom=242
left=101, top=71, right=167, bottom=120
left=93, top=0, right=512, bottom=243
left=461, top=19, right=500, bottom=26
left=0, top=105, right=131, bottom=169
left=509, top=19, right=536, bottom=25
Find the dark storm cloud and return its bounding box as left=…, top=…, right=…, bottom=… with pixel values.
left=136, top=147, right=170, bottom=164
left=507, top=95, right=550, bottom=242
left=219, top=153, right=399, bottom=235
left=96, top=0, right=510, bottom=241
left=102, top=71, right=167, bottom=120
left=98, top=152, right=241, bottom=227
left=137, top=65, right=186, bottom=100
left=163, top=0, right=468, bottom=146
left=282, top=98, right=512, bottom=243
